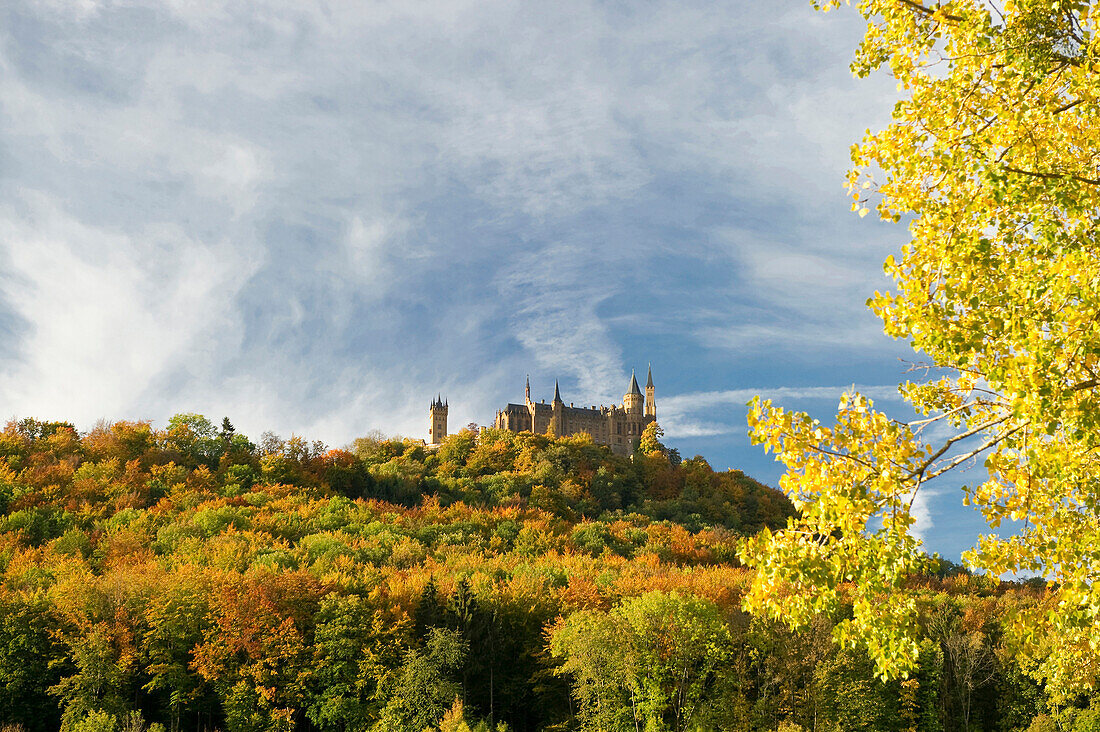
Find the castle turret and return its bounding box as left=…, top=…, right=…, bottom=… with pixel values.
left=429, top=395, right=448, bottom=444
left=551, top=380, right=564, bottom=435
left=525, top=375, right=532, bottom=406
left=645, top=364, right=656, bottom=418
left=623, top=370, right=644, bottom=415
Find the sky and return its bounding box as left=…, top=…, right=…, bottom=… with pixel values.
left=0, top=0, right=989, bottom=559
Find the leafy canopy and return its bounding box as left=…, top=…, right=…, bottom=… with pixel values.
left=740, top=0, right=1100, bottom=700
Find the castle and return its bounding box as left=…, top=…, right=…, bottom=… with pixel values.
left=428, top=368, right=657, bottom=455
left=492, top=367, right=656, bottom=455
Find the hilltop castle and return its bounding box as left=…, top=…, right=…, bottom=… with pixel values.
left=492, top=368, right=656, bottom=455
left=427, top=369, right=657, bottom=455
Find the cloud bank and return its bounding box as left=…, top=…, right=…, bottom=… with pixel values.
left=0, top=0, right=905, bottom=441
left=0, top=1, right=982, bottom=554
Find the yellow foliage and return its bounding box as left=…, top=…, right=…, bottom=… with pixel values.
left=743, top=0, right=1100, bottom=699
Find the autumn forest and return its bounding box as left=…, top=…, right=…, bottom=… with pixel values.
left=0, top=415, right=1085, bottom=732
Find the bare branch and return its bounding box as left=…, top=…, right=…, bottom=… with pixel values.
left=907, top=401, right=984, bottom=427
left=908, top=414, right=1012, bottom=482
left=922, top=424, right=1025, bottom=482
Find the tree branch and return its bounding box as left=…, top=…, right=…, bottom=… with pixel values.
left=908, top=414, right=1011, bottom=482
left=1002, top=165, right=1100, bottom=186
left=1052, top=98, right=1085, bottom=115
left=922, top=423, right=1024, bottom=482
left=895, top=0, right=963, bottom=22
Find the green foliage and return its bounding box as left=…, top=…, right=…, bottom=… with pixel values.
left=0, top=598, right=63, bottom=732
left=308, top=594, right=406, bottom=730
left=550, top=610, right=637, bottom=732
left=376, top=628, right=467, bottom=732
left=1066, top=696, right=1100, bottom=732
left=164, top=414, right=222, bottom=468
left=66, top=710, right=117, bottom=732
left=551, top=591, right=734, bottom=732
left=814, top=648, right=902, bottom=731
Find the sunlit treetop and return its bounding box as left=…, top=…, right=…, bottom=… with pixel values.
left=741, top=0, right=1100, bottom=701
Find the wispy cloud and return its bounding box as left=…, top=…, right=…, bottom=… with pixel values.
left=659, top=384, right=905, bottom=440
left=0, top=2, right=901, bottom=444
left=0, top=192, right=254, bottom=424
left=663, top=384, right=905, bottom=413
left=908, top=486, right=943, bottom=543
left=0, top=0, right=982, bottom=554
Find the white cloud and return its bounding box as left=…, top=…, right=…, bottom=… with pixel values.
left=695, top=322, right=894, bottom=353
left=662, top=419, right=740, bottom=439
left=0, top=0, right=909, bottom=455
left=495, top=243, right=626, bottom=401
left=0, top=193, right=253, bottom=425
left=908, top=486, right=941, bottom=542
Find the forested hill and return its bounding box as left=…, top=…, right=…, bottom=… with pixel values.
left=0, top=416, right=790, bottom=730
left=0, top=415, right=795, bottom=535
left=0, top=417, right=1069, bottom=732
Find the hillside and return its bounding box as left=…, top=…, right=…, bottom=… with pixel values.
left=0, top=416, right=1073, bottom=732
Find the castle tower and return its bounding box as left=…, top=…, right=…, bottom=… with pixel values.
left=623, top=370, right=644, bottom=415
left=551, top=380, right=564, bottom=435
left=429, top=395, right=448, bottom=444
left=645, top=364, right=656, bottom=418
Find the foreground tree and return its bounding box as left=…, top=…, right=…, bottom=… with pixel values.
left=551, top=592, right=732, bottom=732
left=741, top=0, right=1100, bottom=699
left=376, top=628, right=468, bottom=732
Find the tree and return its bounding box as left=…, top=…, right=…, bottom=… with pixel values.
left=639, top=423, right=666, bottom=457
left=927, top=604, right=996, bottom=732
left=0, top=597, right=63, bottom=732
left=415, top=577, right=446, bottom=641
left=550, top=591, right=732, bottom=732
left=140, top=578, right=215, bottom=732
left=190, top=573, right=321, bottom=732
left=741, top=0, right=1100, bottom=700
left=376, top=628, right=468, bottom=732
left=549, top=610, right=638, bottom=732
left=163, top=415, right=221, bottom=468
left=49, top=625, right=131, bottom=730
left=814, top=648, right=902, bottom=732
left=306, top=595, right=407, bottom=731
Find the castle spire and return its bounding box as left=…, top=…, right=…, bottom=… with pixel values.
left=525, top=374, right=531, bottom=402
left=645, top=364, right=656, bottom=418
left=553, top=380, right=562, bottom=403
left=624, top=370, right=643, bottom=414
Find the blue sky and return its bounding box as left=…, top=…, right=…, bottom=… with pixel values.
left=0, top=1, right=987, bottom=559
